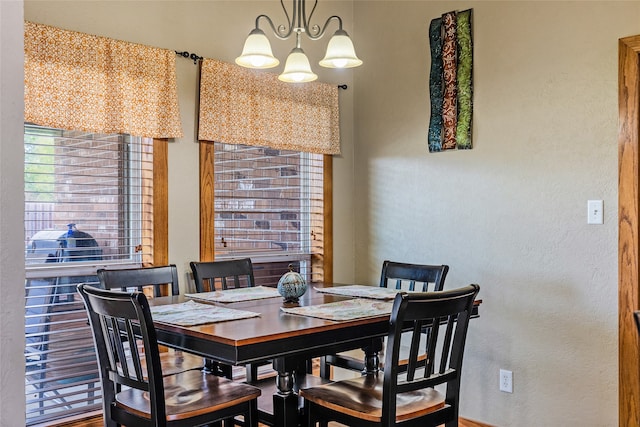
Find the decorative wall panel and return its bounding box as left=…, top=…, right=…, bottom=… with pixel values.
left=428, top=9, right=473, bottom=152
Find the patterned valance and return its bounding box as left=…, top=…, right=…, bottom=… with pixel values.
left=24, top=21, right=183, bottom=139
left=198, top=59, right=340, bottom=155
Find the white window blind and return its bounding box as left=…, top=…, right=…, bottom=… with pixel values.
left=24, top=124, right=153, bottom=426
left=213, top=142, right=325, bottom=285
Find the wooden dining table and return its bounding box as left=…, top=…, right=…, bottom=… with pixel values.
left=148, top=283, right=481, bottom=427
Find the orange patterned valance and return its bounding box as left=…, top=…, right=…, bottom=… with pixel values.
left=24, top=21, right=183, bottom=139
left=198, top=59, right=340, bottom=155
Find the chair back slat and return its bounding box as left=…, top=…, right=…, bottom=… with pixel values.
left=404, top=322, right=422, bottom=380
left=97, top=264, right=180, bottom=297
left=438, top=315, right=456, bottom=375
left=382, top=284, right=479, bottom=425
left=190, top=258, right=255, bottom=292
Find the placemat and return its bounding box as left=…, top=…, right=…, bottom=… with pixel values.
left=150, top=300, right=260, bottom=326
left=185, top=286, right=281, bottom=303
left=315, top=285, right=402, bottom=300
left=280, top=299, right=393, bottom=321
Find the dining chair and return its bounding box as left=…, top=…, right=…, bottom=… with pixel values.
left=77, top=283, right=261, bottom=427
left=301, top=284, right=480, bottom=427
left=97, top=264, right=181, bottom=297
left=190, top=258, right=326, bottom=426
left=320, top=261, right=449, bottom=379
left=190, top=258, right=256, bottom=292
left=96, top=265, right=205, bottom=375
left=190, top=258, right=272, bottom=383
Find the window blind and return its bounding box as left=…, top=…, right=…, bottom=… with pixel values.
left=24, top=124, right=154, bottom=425
left=213, top=142, right=325, bottom=285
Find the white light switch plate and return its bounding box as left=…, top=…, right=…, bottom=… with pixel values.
left=587, top=200, right=603, bottom=224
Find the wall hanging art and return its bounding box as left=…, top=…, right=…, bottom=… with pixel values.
left=428, top=9, right=473, bottom=152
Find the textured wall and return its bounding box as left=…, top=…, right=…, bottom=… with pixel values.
left=352, top=1, right=639, bottom=425
left=0, top=2, right=26, bottom=427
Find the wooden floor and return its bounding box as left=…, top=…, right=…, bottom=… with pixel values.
left=458, top=419, right=493, bottom=427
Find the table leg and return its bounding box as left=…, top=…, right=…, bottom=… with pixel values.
left=272, top=357, right=301, bottom=427
left=363, top=337, right=383, bottom=374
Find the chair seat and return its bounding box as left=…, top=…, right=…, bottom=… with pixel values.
left=300, top=374, right=445, bottom=422
left=115, top=369, right=261, bottom=422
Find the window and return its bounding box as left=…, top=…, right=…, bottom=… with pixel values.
left=24, top=124, right=158, bottom=426
left=203, top=142, right=331, bottom=285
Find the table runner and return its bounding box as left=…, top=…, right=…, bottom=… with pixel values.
left=315, top=285, right=403, bottom=300
left=185, top=286, right=281, bottom=303
left=150, top=300, right=260, bottom=326
left=280, top=299, right=393, bottom=321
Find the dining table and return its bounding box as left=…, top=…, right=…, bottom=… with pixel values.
left=147, top=282, right=481, bottom=427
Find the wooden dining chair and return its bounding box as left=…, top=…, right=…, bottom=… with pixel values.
left=97, top=264, right=181, bottom=297
left=190, top=258, right=256, bottom=292
left=77, top=283, right=261, bottom=427
left=190, top=258, right=271, bottom=383
left=301, top=284, right=480, bottom=427
left=320, top=261, right=449, bottom=379
left=96, top=265, right=205, bottom=375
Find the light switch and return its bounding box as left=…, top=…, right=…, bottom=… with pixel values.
left=587, top=200, right=604, bottom=225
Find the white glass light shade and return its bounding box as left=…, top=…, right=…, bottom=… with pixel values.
left=319, top=29, right=362, bottom=69
left=278, top=48, right=318, bottom=83
left=235, top=29, right=279, bottom=69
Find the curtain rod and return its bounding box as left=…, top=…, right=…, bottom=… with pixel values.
left=175, top=50, right=347, bottom=89
left=175, top=50, right=203, bottom=64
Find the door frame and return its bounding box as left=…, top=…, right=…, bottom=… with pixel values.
left=618, top=34, right=640, bottom=427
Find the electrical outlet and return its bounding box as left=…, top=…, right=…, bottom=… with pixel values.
left=499, top=369, right=513, bottom=393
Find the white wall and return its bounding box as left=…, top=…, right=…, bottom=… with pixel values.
left=0, top=2, right=26, bottom=426
left=23, top=0, right=358, bottom=288
left=352, top=1, right=639, bottom=426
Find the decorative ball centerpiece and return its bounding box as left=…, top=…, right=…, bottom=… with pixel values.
left=277, top=264, right=307, bottom=303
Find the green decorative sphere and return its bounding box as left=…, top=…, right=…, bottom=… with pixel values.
left=277, top=264, right=307, bottom=302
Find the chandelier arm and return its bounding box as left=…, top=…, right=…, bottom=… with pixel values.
left=301, top=0, right=318, bottom=33
left=305, top=14, right=342, bottom=40
left=255, top=10, right=294, bottom=40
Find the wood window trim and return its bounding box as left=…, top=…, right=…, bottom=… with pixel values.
left=618, top=34, right=640, bottom=427
left=198, top=141, right=333, bottom=283
left=153, top=138, right=169, bottom=266
left=323, top=154, right=333, bottom=284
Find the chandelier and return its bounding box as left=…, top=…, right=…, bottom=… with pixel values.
left=235, top=0, right=362, bottom=83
